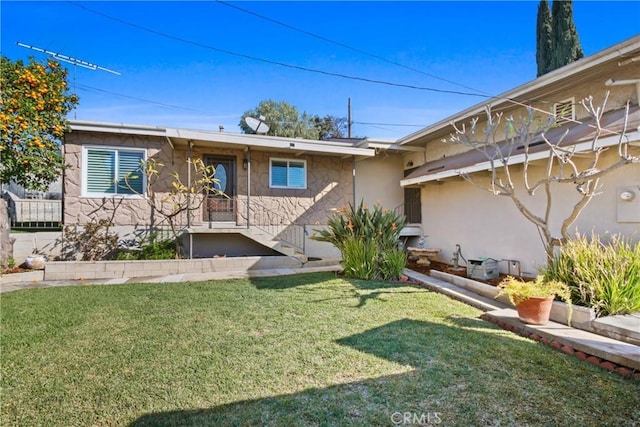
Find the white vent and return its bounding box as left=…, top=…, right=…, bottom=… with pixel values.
left=554, top=98, right=575, bottom=124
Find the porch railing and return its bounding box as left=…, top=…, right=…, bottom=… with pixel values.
left=204, top=196, right=236, bottom=223
left=203, top=196, right=305, bottom=253
left=4, top=192, right=62, bottom=229
left=245, top=200, right=305, bottom=253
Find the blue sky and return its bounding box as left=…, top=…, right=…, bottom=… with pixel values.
left=2, top=1, right=639, bottom=140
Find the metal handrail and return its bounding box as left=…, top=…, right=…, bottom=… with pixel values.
left=245, top=200, right=305, bottom=253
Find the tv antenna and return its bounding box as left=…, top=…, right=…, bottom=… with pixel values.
left=16, top=42, right=121, bottom=118
left=244, top=115, right=270, bottom=134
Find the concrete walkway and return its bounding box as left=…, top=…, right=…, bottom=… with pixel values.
left=405, top=269, right=640, bottom=374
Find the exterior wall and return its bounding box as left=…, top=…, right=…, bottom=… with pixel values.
left=238, top=151, right=354, bottom=226
left=63, top=131, right=356, bottom=258
left=355, top=153, right=404, bottom=211
left=64, top=131, right=169, bottom=226
left=64, top=132, right=355, bottom=228
left=421, top=150, right=640, bottom=276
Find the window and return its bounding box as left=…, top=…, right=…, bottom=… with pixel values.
left=83, top=147, right=146, bottom=197
left=270, top=158, right=306, bottom=189
left=554, top=98, right=575, bottom=124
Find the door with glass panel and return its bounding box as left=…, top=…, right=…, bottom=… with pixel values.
left=203, top=155, right=236, bottom=222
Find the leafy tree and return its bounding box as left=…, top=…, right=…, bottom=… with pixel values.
left=239, top=99, right=318, bottom=139
left=0, top=56, right=78, bottom=190
left=549, top=0, right=584, bottom=71
left=536, top=0, right=553, bottom=77
left=311, top=115, right=347, bottom=140
left=0, top=56, right=77, bottom=266
left=239, top=99, right=348, bottom=140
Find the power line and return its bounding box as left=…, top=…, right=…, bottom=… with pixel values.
left=77, top=83, right=430, bottom=128
left=354, top=121, right=425, bottom=127
left=75, top=83, right=228, bottom=117
left=214, top=0, right=488, bottom=95
left=66, top=1, right=488, bottom=98
left=64, top=1, right=578, bottom=128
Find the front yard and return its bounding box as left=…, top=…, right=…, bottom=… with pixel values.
left=1, top=272, right=638, bottom=426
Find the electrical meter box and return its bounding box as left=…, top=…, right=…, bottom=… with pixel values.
left=467, top=259, right=499, bottom=280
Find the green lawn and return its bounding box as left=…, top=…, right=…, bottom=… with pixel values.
left=1, top=272, right=638, bottom=426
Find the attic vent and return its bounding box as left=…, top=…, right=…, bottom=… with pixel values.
left=554, top=98, right=575, bottom=124
left=427, top=165, right=445, bottom=172
left=516, top=141, right=546, bottom=151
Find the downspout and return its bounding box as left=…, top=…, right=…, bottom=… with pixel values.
left=352, top=155, right=356, bottom=205
left=187, top=140, right=193, bottom=259
left=246, top=147, right=251, bottom=229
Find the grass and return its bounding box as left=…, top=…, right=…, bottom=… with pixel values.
left=1, top=272, right=638, bottom=426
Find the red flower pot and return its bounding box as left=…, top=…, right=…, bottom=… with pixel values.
left=515, top=296, right=554, bottom=325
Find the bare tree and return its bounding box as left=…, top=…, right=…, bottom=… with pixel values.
left=447, top=93, right=638, bottom=261
left=125, top=158, right=221, bottom=257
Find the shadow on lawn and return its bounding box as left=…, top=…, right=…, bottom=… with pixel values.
left=252, top=272, right=426, bottom=308
left=129, top=318, right=588, bottom=427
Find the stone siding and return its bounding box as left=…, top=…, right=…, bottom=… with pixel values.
left=64, top=132, right=354, bottom=230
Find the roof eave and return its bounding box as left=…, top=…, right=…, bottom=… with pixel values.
left=400, top=130, right=640, bottom=187
left=397, top=35, right=640, bottom=146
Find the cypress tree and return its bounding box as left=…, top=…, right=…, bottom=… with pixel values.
left=549, top=0, right=584, bottom=71
left=536, top=0, right=553, bottom=76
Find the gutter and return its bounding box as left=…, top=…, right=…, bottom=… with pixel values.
left=397, top=35, right=640, bottom=145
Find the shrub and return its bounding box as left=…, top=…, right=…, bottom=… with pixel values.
left=542, top=233, right=640, bottom=317
left=313, top=201, right=407, bottom=280
left=380, top=246, right=407, bottom=281
left=340, top=235, right=378, bottom=280
left=116, top=232, right=177, bottom=260
left=60, top=220, right=119, bottom=261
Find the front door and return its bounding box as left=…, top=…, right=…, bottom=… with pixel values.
left=404, top=168, right=421, bottom=224
left=203, top=155, right=236, bottom=222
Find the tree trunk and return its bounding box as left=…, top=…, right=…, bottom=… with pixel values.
left=0, top=198, right=15, bottom=268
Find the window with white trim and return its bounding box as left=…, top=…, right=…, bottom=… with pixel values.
left=82, top=146, right=146, bottom=197
left=269, top=158, right=306, bottom=189
left=554, top=98, right=575, bottom=124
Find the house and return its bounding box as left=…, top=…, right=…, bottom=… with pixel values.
left=396, top=35, right=640, bottom=276
left=61, top=122, right=421, bottom=260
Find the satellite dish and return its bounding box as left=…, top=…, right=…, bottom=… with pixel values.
left=245, top=115, right=270, bottom=134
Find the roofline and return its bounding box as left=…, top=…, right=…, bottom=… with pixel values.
left=399, top=130, right=640, bottom=186
left=397, top=35, right=640, bottom=145
left=68, top=120, right=375, bottom=157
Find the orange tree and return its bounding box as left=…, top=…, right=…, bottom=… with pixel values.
left=0, top=56, right=78, bottom=191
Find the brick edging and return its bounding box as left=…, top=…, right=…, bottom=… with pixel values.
left=480, top=313, right=639, bottom=380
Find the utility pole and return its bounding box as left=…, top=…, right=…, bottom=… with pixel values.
left=347, top=97, right=352, bottom=138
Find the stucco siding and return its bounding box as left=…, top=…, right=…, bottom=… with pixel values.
left=420, top=71, right=638, bottom=165
left=355, top=154, right=404, bottom=211
left=421, top=150, right=640, bottom=276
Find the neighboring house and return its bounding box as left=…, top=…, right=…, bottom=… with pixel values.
left=62, top=122, right=420, bottom=259
left=396, top=35, right=640, bottom=276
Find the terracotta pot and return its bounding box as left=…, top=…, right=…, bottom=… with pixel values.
left=515, top=296, right=554, bottom=325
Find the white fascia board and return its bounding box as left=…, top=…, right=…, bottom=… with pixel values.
left=69, top=120, right=167, bottom=137
left=398, top=36, right=640, bottom=145
left=400, top=130, right=640, bottom=187
left=366, top=141, right=425, bottom=152
left=166, top=128, right=375, bottom=157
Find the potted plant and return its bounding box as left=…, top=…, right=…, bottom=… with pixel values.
left=496, top=276, right=572, bottom=326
